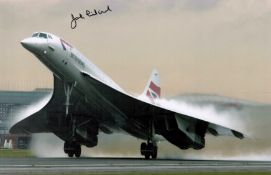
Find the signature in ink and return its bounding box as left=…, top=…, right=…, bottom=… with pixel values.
left=71, top=5, right=112, bottom=29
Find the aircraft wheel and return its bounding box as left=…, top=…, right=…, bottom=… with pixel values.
left=75, top=144, right=81, bottom=158
left=64, top=142, right=69, bottom=154
left=64, top=141, right=80, bottom=158
left=141, top=142, right=158, bottom=160
left=68, top=151, right=74, bottom=157
left=147, top=143, right=156, bottom=159
left=151, top=146, right=158, bottom=159
left=140, top=142, right=147, bottom=155
left=145, top=153, right=150, bottom=160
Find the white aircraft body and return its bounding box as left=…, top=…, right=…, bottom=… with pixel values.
left=10, top=32, right=244, bottom=159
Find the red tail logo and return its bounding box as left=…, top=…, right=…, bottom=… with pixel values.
left=146, top=81, right=160, bottom=104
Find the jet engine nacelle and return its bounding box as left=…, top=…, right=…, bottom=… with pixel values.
left=161, top=129, right=205, bottom=150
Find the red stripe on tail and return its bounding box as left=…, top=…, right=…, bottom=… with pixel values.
left=150, top=81, right=160, bottom=98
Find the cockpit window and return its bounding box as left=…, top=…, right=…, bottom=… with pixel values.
left=31, top=32, right=52, bottom=39
left=39, top=33, right=47, bottom=39
left=32, top=33, right=39, bottom=37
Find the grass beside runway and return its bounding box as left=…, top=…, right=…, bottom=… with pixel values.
left=0, top=149, right=33, bottom=157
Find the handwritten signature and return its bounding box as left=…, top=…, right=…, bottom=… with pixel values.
left=71, top=5, right=112, bottom=29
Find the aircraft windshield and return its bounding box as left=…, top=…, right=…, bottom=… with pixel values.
left=32, top=33, right=39, bottom=37
left=31, top=32, right=52, bottom=39
left=39, top=33, right=47, bottom=39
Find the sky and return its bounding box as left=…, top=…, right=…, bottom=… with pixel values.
left=1, top=0, right=271, bottom=103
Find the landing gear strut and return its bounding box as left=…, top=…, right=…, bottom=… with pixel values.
left=64, top=141, right=81, bottom=158
left=64, top=82, right=76, bottom=116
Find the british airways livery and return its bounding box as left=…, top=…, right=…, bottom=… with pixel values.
left=10, top=32, right=244, bottom=159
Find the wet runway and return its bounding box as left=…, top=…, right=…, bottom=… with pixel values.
left=1, top=157, right=271, bottom=174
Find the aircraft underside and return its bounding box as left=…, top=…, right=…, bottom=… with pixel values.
left=49, top=100, right=206, bottom=159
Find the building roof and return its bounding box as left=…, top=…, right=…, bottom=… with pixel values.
left=0, top=89, right=52, bottom=105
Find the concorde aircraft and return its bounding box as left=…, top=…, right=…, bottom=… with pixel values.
left=10, top=32, right=244, bottom=159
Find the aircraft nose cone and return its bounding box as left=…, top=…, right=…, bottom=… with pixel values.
left=20, top=38, right=35, bottom=50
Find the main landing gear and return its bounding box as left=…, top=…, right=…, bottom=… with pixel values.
left=141, top=117, right=158, bottom=160
left=64, top=141, right=81, bottom=158
left=140, top=142, right=157, bottom=160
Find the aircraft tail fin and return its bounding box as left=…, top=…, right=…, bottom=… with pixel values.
left=142, top=69, right=161, bottom=103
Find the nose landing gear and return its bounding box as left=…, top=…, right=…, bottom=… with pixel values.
left=63, top=82, right=82, bottom=158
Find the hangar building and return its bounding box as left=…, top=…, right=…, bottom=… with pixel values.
left=0, top=89, right=51, bottom=149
